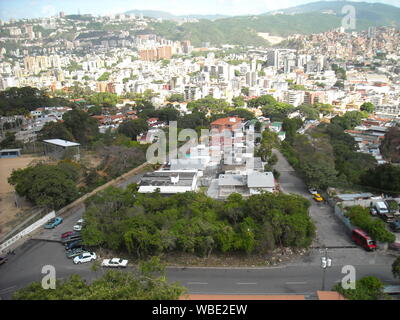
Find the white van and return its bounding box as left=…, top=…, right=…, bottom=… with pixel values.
left=375, top=201, right=389, bottom=214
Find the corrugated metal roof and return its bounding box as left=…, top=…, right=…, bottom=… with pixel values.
left=43, top=139, right=80, bottom=147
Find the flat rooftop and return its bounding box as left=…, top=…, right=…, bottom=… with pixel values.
left=247, top=171, right=275, bottom=188
left=140, top=170, right=197, bottom=187
left=43, top=139, right=80, bottom=147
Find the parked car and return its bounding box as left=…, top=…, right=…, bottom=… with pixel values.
left=370, top=208, right=377, bottom=216
left=308, top=188, right=318, bottom=195
left=313, top=194, right=324, bottom=202
left=389, top=242, right=400, bottom=252
left=66, top=248, right=87, bottom=259
left=62, top=234, right=82, bottom=244
left=73, top=252, right=96, bottom=264
left=44, top=217, right=63, bottom=229
left=61, top=231, right=80, bottom=239
left=0, top=256, right=8, bottom=266
left=378, top=211, right=395, bottom=223
left=101, top=258, right=128, bottom=268
left=389, top=220, right=400, bottom=233
left=375, top=201, right=389, bottom=215
left=65, top=240, right=83, bottom=251
left=73, top=219, right=84, bottom=231
left=351, top=228, right=377, bottom=251
left=386, top=200, right=399, bottom=216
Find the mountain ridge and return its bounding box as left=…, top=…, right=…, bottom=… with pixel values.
left=124, top=9, right=229, bottom=21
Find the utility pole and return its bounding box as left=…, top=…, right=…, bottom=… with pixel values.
left=320, top=248, right=332, bottom=291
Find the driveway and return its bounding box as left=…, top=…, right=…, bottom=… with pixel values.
left=272, top=149, right=354, bottom=248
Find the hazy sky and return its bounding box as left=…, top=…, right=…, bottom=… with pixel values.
left=0, top=0, right=399, bottom=20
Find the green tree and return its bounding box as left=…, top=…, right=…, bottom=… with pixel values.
left=361, top=164, right=400, bottom=194
left=97, top=72, right=111, bottom=81
left=331, top=111, right=364, bottom=130
left=88, top=92, right=119, bottom=107
left=333, top=276, right=388, bottom=300
left=38, top=122, right=75, bottom=141
left=87, top=105, right=103, bottom=116
left=118, top=119, right=149, bottom=140
left=227, top=108, right=255, bottom=120
left=62, top=109, right=99, bottom=144
left=168, top=93, right=184, bottom=103
left=187, top=96, right=230, bottom=114
left=360, top=102, right=374, bottom=113
left=298, top=104, right=320, bottom=120
left=380, top=126, right=400, bottom=163
left=232, top=96, right=245, bottom=108
left=8, top=162, right=80, bottom=210
left=392, top=257, right=400, bottom=280
left=0, top=132, right=22, bottom=149
left=13, top=268, right=186, bottom=300
left=241, top=87, right=249, bottom=96
left=346, top=206, right=395, bottom=243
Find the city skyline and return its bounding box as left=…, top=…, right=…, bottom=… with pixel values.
left=0, top=0, right=400, bottom=20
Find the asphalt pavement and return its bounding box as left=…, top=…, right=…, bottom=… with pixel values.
left=1, top=153, right=399, bottom=300
left=272, top=148, right=353, bottom=248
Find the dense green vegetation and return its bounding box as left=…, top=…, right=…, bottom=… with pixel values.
left=280, top=112, right=377, bottom=190
left=81, top=187, right=315, bottom=258
left=345, top=206, right=395, bottom=243
left=13, top=259, right=185, bottom=300
left=393, top=257, right=400, bottom=280
left=333, top=276, right=389, bottom=300
left=148, top=12, right=357, bottom=47
left=168, top=93, right=184, bottom=103
left=360, top=102, right=375, bottom=114
left=0, top=132, right=22, bottom=149
left=97, top=72, right=111, bottom=81
left=118, top=119, right=149, bottom=141
left=0, top=87, right=73, bottom=116
left=380, top=126, right=400, bottom=163
left=38, top=122, right=75, bottom=142
left=8, top=161, right=81, bottom=210
left=88, top=92, right=120, bottom=107
left=360, top=164, right=400, bottom=195
left=50, top=109, right=99, bottom=145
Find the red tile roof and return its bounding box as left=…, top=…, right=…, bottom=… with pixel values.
left=211, top=117, right=243, bottom=126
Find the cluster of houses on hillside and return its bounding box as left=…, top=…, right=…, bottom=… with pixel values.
left=345, top=115, right=397, bottom=164
left=137, top=116, right=284, bottom=199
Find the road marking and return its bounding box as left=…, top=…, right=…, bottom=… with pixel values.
left=187, top=282, right=208, bottom=285
left=285, top=282, right=307, bottom=285
left=0, top=285, right=17, bottom=294
left=236, top=282, right=257, bottom=285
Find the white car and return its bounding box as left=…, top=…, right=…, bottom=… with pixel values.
left=73, top=252, right=96, bottom=264
left=308, top=188, right=318, bottom=195
left=101, top=258, right=129, bottom=268
left=73, top=219, right=84, bottom=231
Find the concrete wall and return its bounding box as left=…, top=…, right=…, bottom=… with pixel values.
left=0, top=211, right=55, bottom=254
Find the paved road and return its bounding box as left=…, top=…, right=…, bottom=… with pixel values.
left=0, top=239, right=398, bottom=300
left=31, top=173, right=145, bottom=242
left=273, top=149, right=353, bottom=248
left=1, top=153, right=399, bottom=299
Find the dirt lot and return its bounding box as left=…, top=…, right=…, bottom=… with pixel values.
left=0, top=155, right=48, bottom=237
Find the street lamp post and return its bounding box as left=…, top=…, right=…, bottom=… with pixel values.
left=321, top=248, right=332, bottom=291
